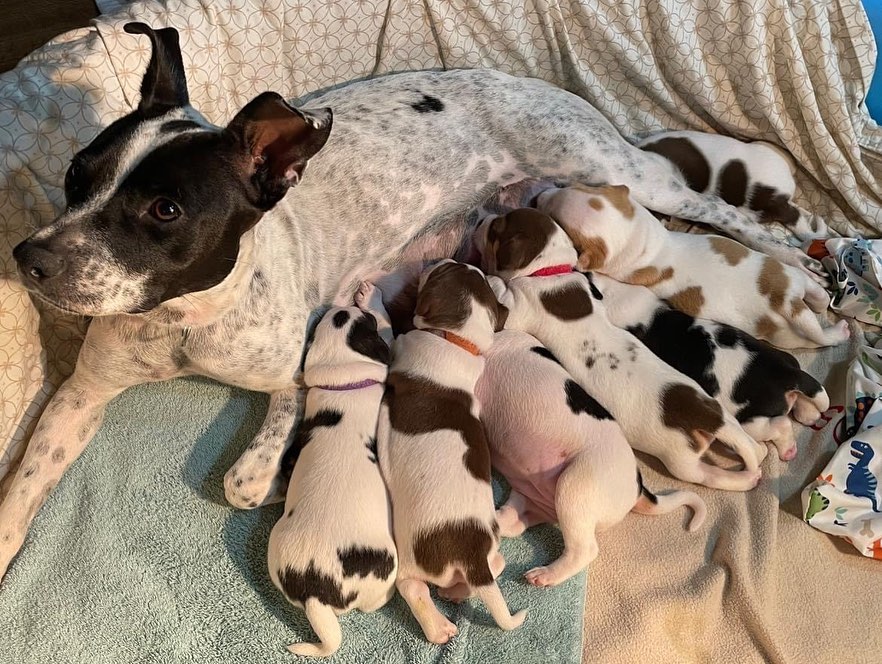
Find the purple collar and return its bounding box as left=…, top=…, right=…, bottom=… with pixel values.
left=315, top=379, right=381, bottom=391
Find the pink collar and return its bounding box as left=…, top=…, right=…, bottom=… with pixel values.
left=528, top=264, right=574, bottom=277
left=316, top=379, right=380, bottom=391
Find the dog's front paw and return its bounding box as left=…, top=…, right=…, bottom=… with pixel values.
left=355, top=280, right=382, bottom=311
left=223, top=461, right=284, bottom=509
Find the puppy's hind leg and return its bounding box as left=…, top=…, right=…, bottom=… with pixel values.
left=496, top=489, right=546, bottom=537
left=288, top=599, right=342, bottom=658
left=785, top=309, right=850, bottom=349
left=397, top=577, right=458, bottom=644
left=525, top=453, right=601, bottom=588
left=662, top=446, right=761, bottom=492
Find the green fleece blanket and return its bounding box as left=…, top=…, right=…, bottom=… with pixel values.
left=0, top=377, right=584, bottom=663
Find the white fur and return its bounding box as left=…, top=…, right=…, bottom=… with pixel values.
left=477, top=329, right=706, bottom=587
left=535, top=184, right=848, bottom=349
left=267, top=302, right=396, bottom=658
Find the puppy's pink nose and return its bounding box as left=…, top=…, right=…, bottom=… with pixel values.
left=13, top=239, right=67, bottom=282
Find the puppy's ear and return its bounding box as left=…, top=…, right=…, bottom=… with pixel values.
left=226, top=92, right=333, bottom=208
left=414, top=263, right=470, bottom=330
left=124, top=23, right=190, bottom=116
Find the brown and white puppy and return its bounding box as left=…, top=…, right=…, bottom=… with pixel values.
left=268, top=297, right=395, bottom=657
left=368, top=260, right=525, bottom=645
left=590, top=273, right=830, bottom=462
left=637, top=130, right=823, bottom=239
left=474, top=208, right=765, bottom=492
left=535, top=184, right=848, bottom=350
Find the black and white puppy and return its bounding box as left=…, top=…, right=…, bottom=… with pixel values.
left=590, top=273, right=830, bottom=462
left=268, top=292, right=395, bottom=658
left=367, top=260, right=525, bottom=645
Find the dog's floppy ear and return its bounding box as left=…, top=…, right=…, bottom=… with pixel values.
left=124, top=23, right=189, bottom=116
left=226, top=92, right=333, bottom=207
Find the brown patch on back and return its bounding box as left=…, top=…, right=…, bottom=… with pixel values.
left=641, top=137, right=711, bottom=192
left=413, top=518, right=494, bottom=586
left=791, top=297, right=808, bottom=316
left=416, top=262, right=507, bottom=332
left=708, top=237, right=750, bottom=267
left=486, top=208, right=560, bottom=273
left=755, top=315, right=778, bottom=339
left=588, top=197, right=604, bottom=210
left=385, top=371, right=491, bottom=482
left=758, top=257, right=789, bottom=313
left=660, top=383, right=724, bottom=452
left=667, top=286, right=705, bottom=317
left=717, top=159, right=748, bottom=207
left=624, top=266, right=675, bottom=286
left=540, top=282, right=594, bottom=320
left=570, top=183, right=634, bottom=218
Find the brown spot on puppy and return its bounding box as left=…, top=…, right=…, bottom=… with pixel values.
left=758, top=257, right=789, bottom=312
left=750, top=185, right=801, bottom=226
left=571, top=183, right=634, bottom=218
left=416, top=262, right=508, bottom=332
left=641, top=137, right=711, bottom=192
left=660, top=383, right=724, bottom=452
left=791, top=297, right=808, bottom=316
left=755, top=315, right=778, bottom=339
left=486, top=208, right=559, bottom=273
left=667, top=286, right=705, bottom=316
left=588, top=197, right=604, bottom=210
left=540, top=282, right=594, bottom=320
left=385, top=371, right=491, bottom=482
left=413, top=518, right=494, bottom=587
left=717, top=160, right=748, bottom=207
left=624, top=266, right=675, bottom=286
left=708, top=236, right=750, bottom=266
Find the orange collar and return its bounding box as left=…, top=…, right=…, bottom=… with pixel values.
left=442, top=331, right=481, bottom=356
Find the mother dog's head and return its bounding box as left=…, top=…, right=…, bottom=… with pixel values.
left=13, top=23, right=332, bottom=315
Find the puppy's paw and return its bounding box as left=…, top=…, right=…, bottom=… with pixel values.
left=426, top=618, right=458, bottom=645
left=777, top=443, right=798, bottom=462
left=524, top=566, right=560, bottom=588
left=354, top=280, right=380, bottom=310
left=486, top=275, right=507, bottom=298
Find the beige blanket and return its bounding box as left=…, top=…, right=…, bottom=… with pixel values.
left=0, top=0, right=880, bottom=660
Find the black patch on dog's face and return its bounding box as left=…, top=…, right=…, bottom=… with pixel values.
left=564, top=379, right=613, bottom=420
left=411, top=94, right=444, bottom=113
left=530, top=345, right=562, bottom=365
left=277, top=561, right=358, bottom=610
left=347, top=313, right=390, bottom=365
left=627, top=309, right=721, bottom=397
left=280, top=408, right=344, bottom=479
left=337, top=545, right=395, bottom=580
left=332, top=310, right=350, bottom=328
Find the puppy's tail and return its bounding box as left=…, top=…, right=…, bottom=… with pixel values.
left=288, top=598, right=342, bottom=658
left=633, top=472, right=707, bottom=532
left=474, top=582, right=527, bottom=631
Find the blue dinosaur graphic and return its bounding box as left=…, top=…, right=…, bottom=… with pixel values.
left=845, top=440, right=880, bottom=512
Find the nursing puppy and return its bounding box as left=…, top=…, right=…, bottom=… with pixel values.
left=267, top=297, right=396, bottom=658
left=535, top=184, right=848, bottom=350
left=474, top=208, right=764, bottom=491
left=591, top=273, right=830, bottom=462
left=637, top=130, right=819, bottom=239
left=477, top=329, right=706, bottom=588
left=369, top=261, right=525, bottom=644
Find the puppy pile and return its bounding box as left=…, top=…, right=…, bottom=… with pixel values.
left=266, top=173, right=846, bottom=657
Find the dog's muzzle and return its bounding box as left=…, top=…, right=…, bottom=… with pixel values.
left=13, top=238, right=67, bottom=285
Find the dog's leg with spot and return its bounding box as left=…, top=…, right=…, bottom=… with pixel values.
left=0, top=369, right=130, bottom=580
left=224, top=386, right=302, bottom=509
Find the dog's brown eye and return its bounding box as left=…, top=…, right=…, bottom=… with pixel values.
left=149, top=198, right=182, bottom=221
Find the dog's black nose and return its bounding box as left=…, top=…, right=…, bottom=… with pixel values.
left=13, top=239, right=66, bottom=282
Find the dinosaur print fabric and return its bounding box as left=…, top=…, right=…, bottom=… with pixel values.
left=802, top=340, right=882, bottom=559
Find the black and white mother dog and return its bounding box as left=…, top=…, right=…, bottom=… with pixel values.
left=2, top=23, right=825, bottom=581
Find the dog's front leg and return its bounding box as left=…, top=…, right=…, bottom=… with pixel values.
left=224, top=386, right=302, bottom=509
left=0, top=370, right=126, bottom=581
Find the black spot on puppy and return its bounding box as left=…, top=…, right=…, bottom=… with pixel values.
left=627, top=309, right=721, bottom=397
left=530, top=346, right=562, bottom=365
left=366, top=436, right=378, bottom=464
left=718, top=159, right=748, bottom=207
left=411, top=94, right=444, bottom=113
left=347, top=313, right=389, bottom=364
left=280, top=409, right=344, bottom=480
left=413, top=518, right=494, bottom=587
left=332, top=310, right=350, bottom=328
left=564, top=379, right=613, bottom=420
left=641, top=136, right=711, bottom=192
left=337, top=545, right=395, bottom=580
left=278, top=561, right=358, bottom=610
